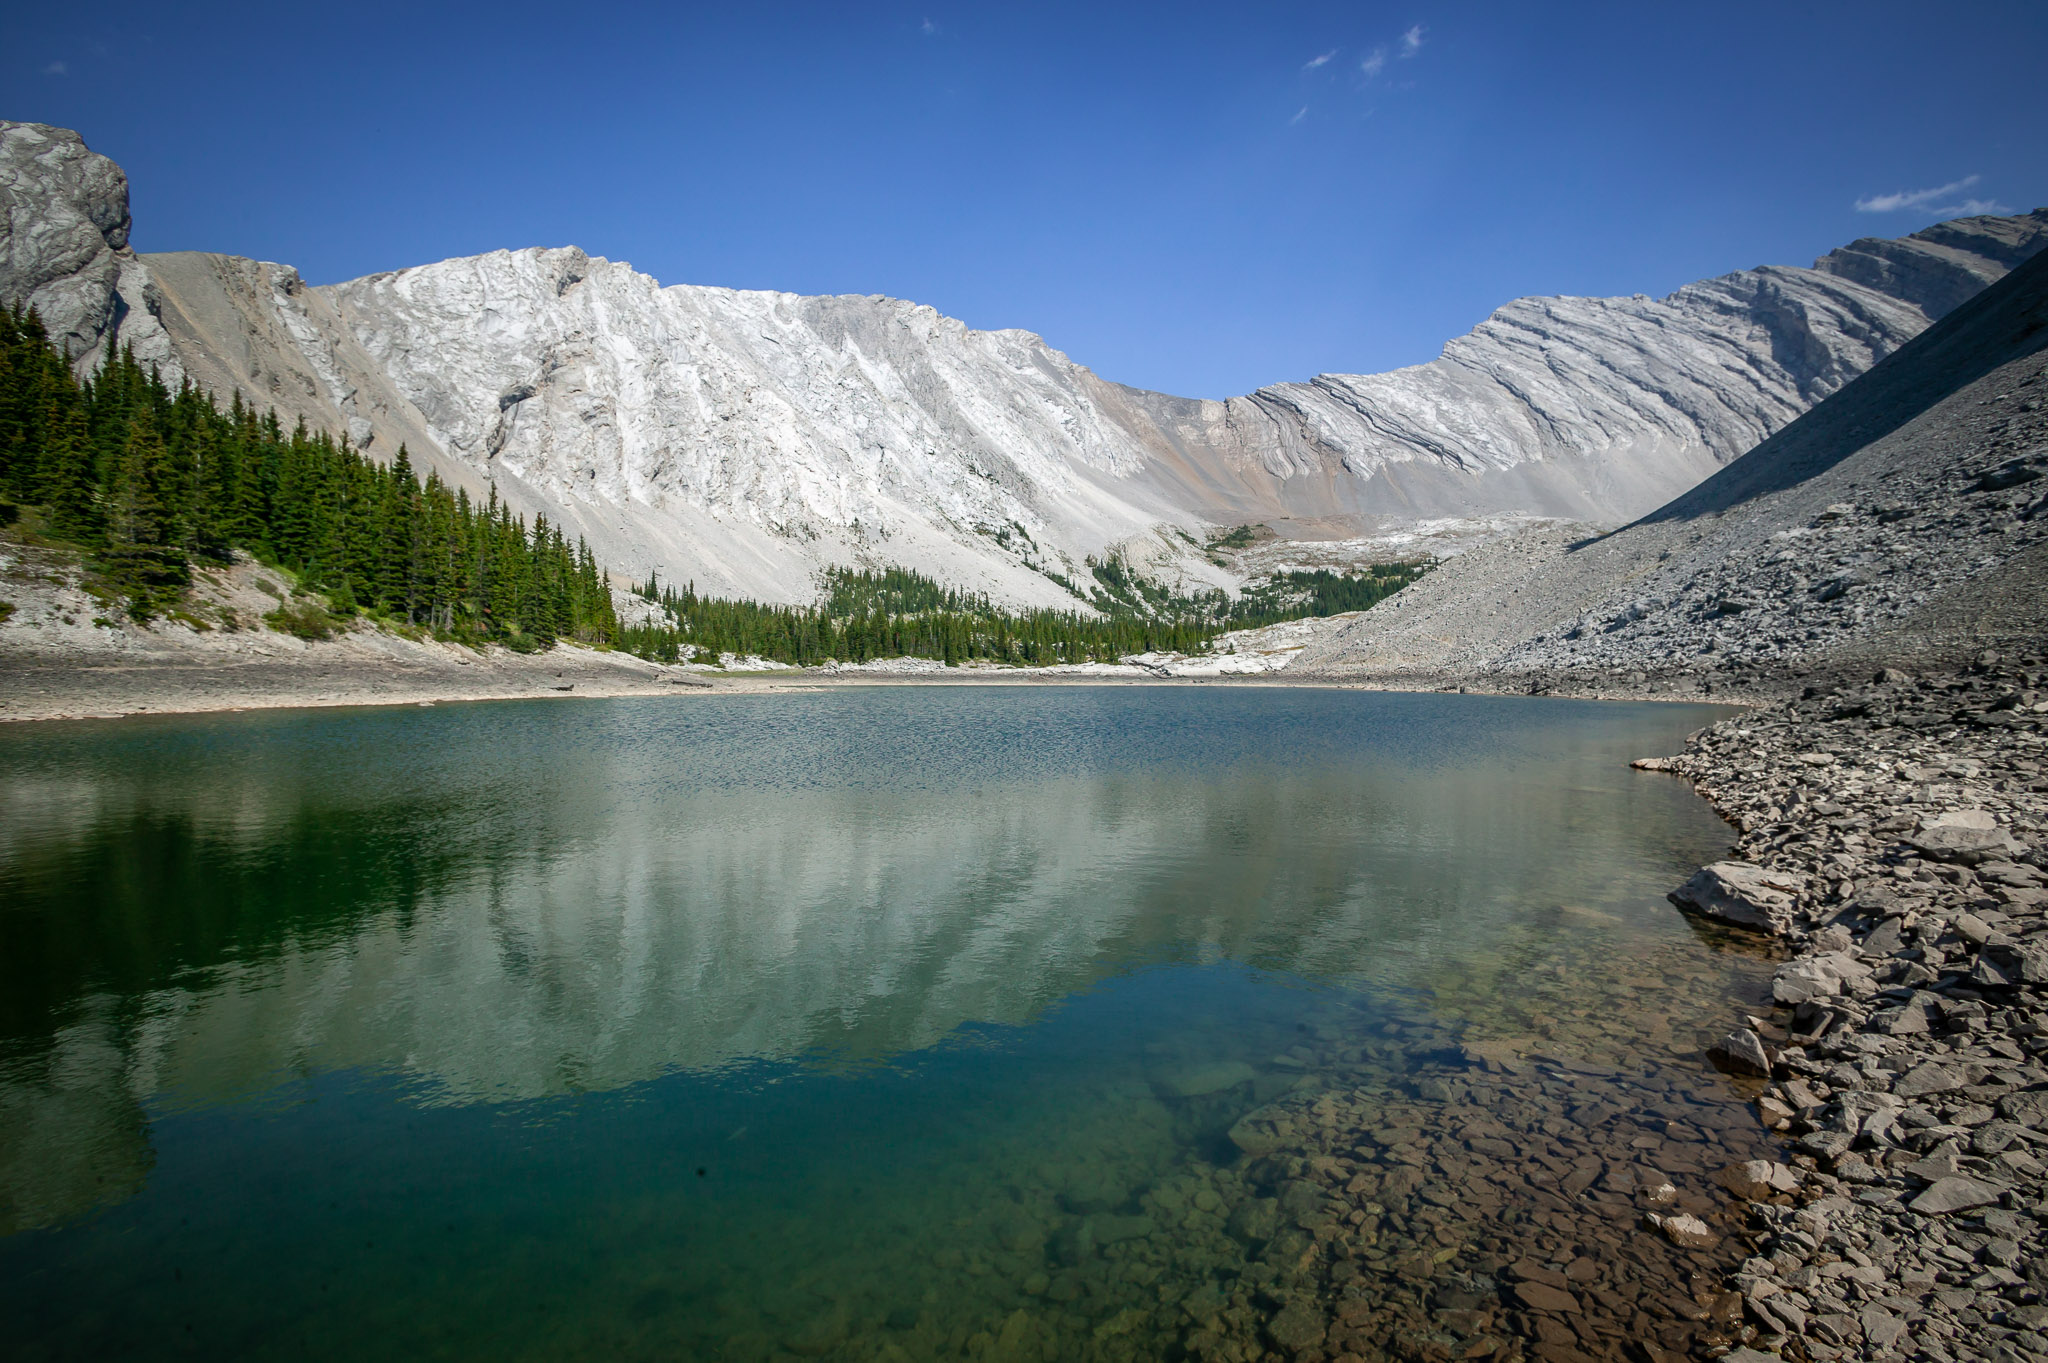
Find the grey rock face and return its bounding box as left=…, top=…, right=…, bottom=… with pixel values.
left=279, top=207, right=2048, bottom=603
left=1130, top=211, right=2047, bottom=526
left=1296, top=244, right=2048, bottom=688
left=0, top=123, right=177, bottom=379
left=0, top=123, right=127, bottom=355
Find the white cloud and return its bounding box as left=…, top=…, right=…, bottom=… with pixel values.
left=1360, top=46, right=1386, bottom=78
left=920, top=17, right=937, bottom=36
left=1290, top=106, right=1308, bottom=125
left=43, top=60, right=67, bottom=76
left=1303, top=49, right=1337, bottom=70
left=1399, top=24, right=1425, bottom=57
left=1854, top=175, right=1976, bottom=212
left=1854, top=174, right=2009, bottom=216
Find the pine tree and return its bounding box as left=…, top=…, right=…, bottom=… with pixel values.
left=99, top=413, right=188, bottom=618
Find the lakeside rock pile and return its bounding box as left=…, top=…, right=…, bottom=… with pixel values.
left=1656, top=650, right=2048, bottom=1361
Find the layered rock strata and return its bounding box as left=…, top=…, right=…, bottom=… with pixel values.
left=1296, top=248, right=2048, bottom=694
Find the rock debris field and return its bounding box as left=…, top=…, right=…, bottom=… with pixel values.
left=1647, top=650, right=2048, bottom=1363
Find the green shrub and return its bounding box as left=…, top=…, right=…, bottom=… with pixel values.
left=263, top=601, right=338, bottom=641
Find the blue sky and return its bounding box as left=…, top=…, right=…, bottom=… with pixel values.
left=7, top=1, right=2044, bottom=398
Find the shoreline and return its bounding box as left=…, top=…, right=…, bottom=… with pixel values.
left=0, top=643, right=1766, bottom=726
left=1649, top=649, right=2048, bottom=1362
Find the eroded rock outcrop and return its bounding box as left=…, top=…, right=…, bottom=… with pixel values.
left=0, top=123, right=177, bottom=380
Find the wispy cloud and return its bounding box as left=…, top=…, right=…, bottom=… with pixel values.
left=1854, top=174, right=2009, bottom=216
left=1290, top=106, right=1308, bottom=125
left=1303, top=49, right=1337, bottom=70
left=43, top=60, right=67, bottom=76
left=1399, top=24, right=1425, bottom=57
left=920, top=17, right=937, bottom=36
left=1360, top=46, right=1386, bottom=78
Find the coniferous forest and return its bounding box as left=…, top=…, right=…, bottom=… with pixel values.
left=0, top=303, right=1424, bottom=666
left=0, top=305, right=618, bottom=648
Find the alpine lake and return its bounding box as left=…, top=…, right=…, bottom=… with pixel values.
left=0, top=686, right=1787, bottom=1363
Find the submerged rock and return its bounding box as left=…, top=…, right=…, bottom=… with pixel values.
left=1154, top=1060, right=1255, bottom=1098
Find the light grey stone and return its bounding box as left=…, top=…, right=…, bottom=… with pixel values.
left=1908, top=1175, right=2007, bottom=1214
left=1673, top=861, right=1804, bottom=932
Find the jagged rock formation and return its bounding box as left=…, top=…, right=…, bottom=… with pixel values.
left=0, top=123, right=177, bottom=379
left=4, top=120, right=2044, bottom=607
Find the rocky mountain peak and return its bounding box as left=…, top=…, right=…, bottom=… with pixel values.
left=0, top=122, right=179, bottom=378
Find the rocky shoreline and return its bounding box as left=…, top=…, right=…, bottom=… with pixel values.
left=1651, top=649, right=2048, bottom=1362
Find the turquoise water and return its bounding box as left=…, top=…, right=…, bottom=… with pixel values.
left=0, top=688, right=1765, bottom=1360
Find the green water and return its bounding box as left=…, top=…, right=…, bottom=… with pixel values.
left=0, top=687, right=1762, bottom=1360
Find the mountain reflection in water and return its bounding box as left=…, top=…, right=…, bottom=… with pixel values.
left=0, top=688, right=1748, bottom=1340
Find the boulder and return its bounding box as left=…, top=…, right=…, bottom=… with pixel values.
left=1772, top=952, right=1871, bottom=1005
left=1909, top=810, right=2016, bottom=864
left=1646, top=1211, right=1719, bottom=1249
left=1997, top=1089, right=2048, bottom=1128
left=1717, top=1160, right=1800, bottom=1200
left=1511, top=1281, right=1580, bottom=1313
left=1893, top=1062, right=1968, bottom=1098
left=1226, top=1109, right=1292, bottom=1160
left=1710, top=1028, right=1774, bottom=1075
left=1264, top=1301, right=1326, bottom=1352
left=1670, top=862, right=1803, bottom=932
left=1156, top=1060, right=1255, bottom=1098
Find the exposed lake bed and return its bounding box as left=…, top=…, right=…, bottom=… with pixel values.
left=0, top=688, right=1814, bottom=1361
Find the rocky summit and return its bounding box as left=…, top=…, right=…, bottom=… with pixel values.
left=3, top=120, right=2044, bottom=609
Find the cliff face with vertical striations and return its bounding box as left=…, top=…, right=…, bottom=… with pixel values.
left=4, top=120, right=2044, bottom=606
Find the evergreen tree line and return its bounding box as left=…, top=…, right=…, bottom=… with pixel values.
left=0, top=305, right=618, bottom=647
left=1224, top=565, right=1427, bottom=628
left=624, top=569, right=1218, bottom=667
left=624, top=559, right=1428, bottom=669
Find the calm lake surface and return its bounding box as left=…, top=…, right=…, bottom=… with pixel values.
left=0, top=687, right=1772, bottom=1361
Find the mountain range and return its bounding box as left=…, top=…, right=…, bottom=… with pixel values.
left=3, top=119, right=2043, bottom=607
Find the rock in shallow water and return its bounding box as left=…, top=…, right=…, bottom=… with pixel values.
left=1670, top=861, right=1803, bottom=932
left=1155, top=1060, right=1255, bottom=1098
left=1646, top=1211, right=1720, bottom=1249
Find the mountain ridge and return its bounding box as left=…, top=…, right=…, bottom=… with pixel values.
left=4, top=120, right=2044, bottom=607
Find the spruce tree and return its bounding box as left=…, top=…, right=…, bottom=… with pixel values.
left=100, top=414, right=188, bottom=618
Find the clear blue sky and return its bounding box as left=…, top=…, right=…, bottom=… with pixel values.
left=7, top=1, right=2044, bottom=399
